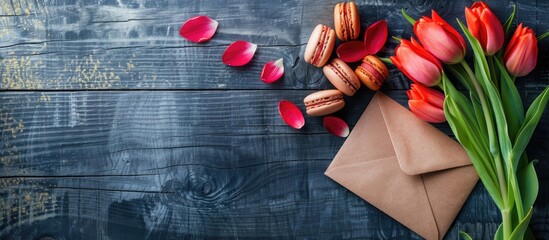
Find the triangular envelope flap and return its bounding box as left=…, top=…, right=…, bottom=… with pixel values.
left=376, top=93, right=471, bottom=175
left=326, top=92, right=396, bottom=170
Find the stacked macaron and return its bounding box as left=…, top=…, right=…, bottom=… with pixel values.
left=302, top=1, right=389, bottom=117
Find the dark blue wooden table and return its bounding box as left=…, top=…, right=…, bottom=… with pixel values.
left=1, top=0, right=548, bottom=239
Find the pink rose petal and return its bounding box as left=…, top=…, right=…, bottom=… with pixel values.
left=323, top=116, right=349, bottom=137
left=364, top=20, right=388, bottom=55
left=179, top=15, right=218, bottom=43
left=261, top=58, right=284, bottom=84
left=278, top=100, right=305, bottom=129
left=336, top=41, right=368, bottom=63
left=222, top=40, right=257, bottom=66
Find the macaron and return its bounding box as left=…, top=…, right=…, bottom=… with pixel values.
left=323, top=58, right=360, bottom=96
left=334, top=2, right=361, bottom=41
left=303, top=89, right=345, bottom=116
left=355, top=55, right=389, bottom=91
left=304, top=24, right=336, bottom=67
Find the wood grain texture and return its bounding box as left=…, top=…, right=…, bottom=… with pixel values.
left=0, top=0, right=547, bottom=90
left=0, top=0, right=548, bottom=239
left=1, top=90, right=548, bottom=239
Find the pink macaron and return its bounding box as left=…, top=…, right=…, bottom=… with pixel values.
left=303, top=89, right=345, bottom=116
left=355, top=55, right=389, bottom=91
left=304, top=24, right=336, bottom=67
left=323, top=58, right=361, bottom=96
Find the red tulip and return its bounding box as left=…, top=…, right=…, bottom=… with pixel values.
left=504, top=23, right=538, bottom=77
left=414, top=10, right=466, bottom=64
left=407, top=83, right=446, bottom=123
left=465, top=1, right=504, bottom=55
left=390, top=38, right=443, bottom=87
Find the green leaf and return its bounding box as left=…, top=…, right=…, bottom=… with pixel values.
left=494, top=224, right=503, bottom=240
left=446, top=113, right=503, bottom=209
left=442, top=74, right=489, bottom=153
left=446, top=64, right=475, bottom=97
left=487, top=55, right=499, bottom=89
left=458, top=20, right=513, bottom=167
left=459, top=231, right=473, bottom=240
left=512, top=86, right=549, bottom=170
left=503, top=5, right=516, bottom=36
left=401, top=9, right=416, bottom=25
left=442, top=74, right=479, bottom=131
left=518, top=160, right=539, bottom=213
left=495, top=57, right=524, bottom=144
left=498, top=5, right=516, bottom=58
left=443, top=78, right=502, bottom=209
left=509, top=207, right=534, bottom=240
left=506, top=174, right=516, bottom=212
left=470, top=92, right=489, bottom=145
left=537, top=31, right=549, bottom=41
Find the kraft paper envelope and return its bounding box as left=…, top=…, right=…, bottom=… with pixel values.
left=325, top=92, right=479, bottom=240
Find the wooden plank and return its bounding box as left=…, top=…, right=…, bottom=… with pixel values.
left=1, top=90, right=548, bottom=239
left=0, top=0, right=547, bottom=90
left=0, top=89, right=394, bottom=176
left=2, top=90, right=547, bottom=176
left=0, top=171, right=521, bottom=239
left=1, top=0, right=549, bottom=239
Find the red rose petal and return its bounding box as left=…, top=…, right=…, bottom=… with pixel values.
left=179, top=15, right=218, bottom=43
left=336, top=41, right=368, bottom=63
left=323, top=116, right=349, bottom=137
left=222, top=40, right=257, bottom=66
left=261, top=58, right=284, bottom=84
left=278, top=100, right=305, bottom=129
left=364, top=20, right=388, bottom=55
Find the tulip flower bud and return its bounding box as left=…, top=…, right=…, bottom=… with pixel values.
left=414, top=10, right=466, bottom=64
left=465, top=1, right=505, bottom=55
left=407, top=83, right=446, bottom=123
left=390, top=38, right=443, bottom=87
left=504, top=23, right=538, bottom=77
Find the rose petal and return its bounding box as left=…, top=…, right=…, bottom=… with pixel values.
left=336, top=41, right=368, bottom=63
left=179, top=15, right=218, bottom=43
left=364, top=20, right=388, bottom=55
left=222, top=40, right=257, bottom=66
left=323, top=116, right=349, bottom=138
left=278, top=100, right=305, bottom=129
left=261, top=58, right=284, bottom=83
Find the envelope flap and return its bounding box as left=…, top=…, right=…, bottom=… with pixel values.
left=376, top=93, right=471, bottom=175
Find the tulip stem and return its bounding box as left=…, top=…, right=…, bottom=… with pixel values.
left=460, top=60, right=509, bottom=214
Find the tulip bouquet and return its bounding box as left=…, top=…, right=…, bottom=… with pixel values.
left=390, top=2, right=549, bottom=239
